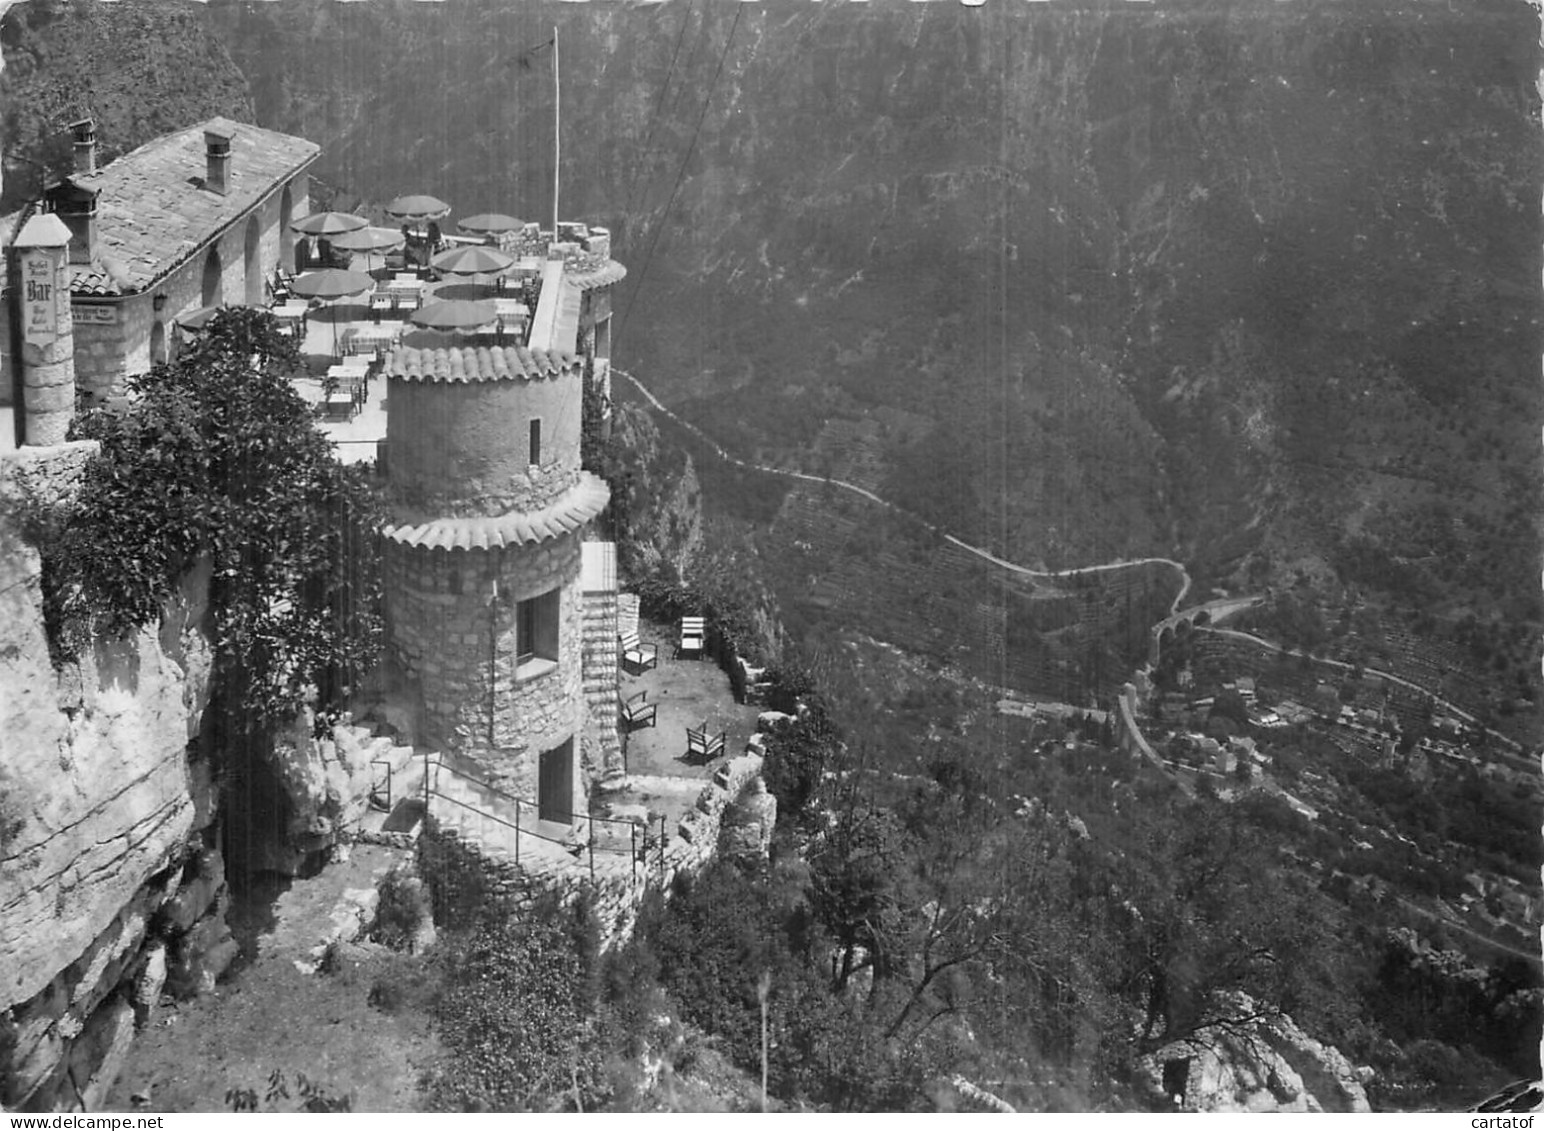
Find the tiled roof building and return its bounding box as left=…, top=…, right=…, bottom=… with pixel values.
left=3, top=116, right=318, bottom=419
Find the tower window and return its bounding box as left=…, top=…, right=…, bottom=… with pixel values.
left=515, top=588, right=559, bottom=677
left=529, top=419, right=541, bottom=466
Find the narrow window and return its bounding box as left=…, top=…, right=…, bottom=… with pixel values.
left=529, top=419, right=541, bottom=466
left=516, top=596, right=538, bottom=664
left=514, top=589, right=560, bottom=676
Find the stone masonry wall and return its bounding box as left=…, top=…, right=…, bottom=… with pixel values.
left=0, top=443, right=232, bottom=1111
left=581, top=585, right=622, bottom=782
left=417, top=751, right=765, bottom=952
left=69, top=175, right=307, bottom=399
left=385, top=534, right=586, bottom=803
left=386, top=370, right=582, bottom=521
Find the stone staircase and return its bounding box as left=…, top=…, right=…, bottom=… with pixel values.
left=425, top=762, right=606, bottom=881
left=334, top=722, right=427, bottom=846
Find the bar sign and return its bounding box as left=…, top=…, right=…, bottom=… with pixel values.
left=21, top=252, right=57, bottom=345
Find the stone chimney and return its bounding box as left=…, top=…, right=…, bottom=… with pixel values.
left=45, top=180, right=100, bottom=266
left=69, top=118, right=97, bottom=175
left=204, top=122, right=234, bottom=195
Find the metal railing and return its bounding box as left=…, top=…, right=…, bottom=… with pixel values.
left=423, top=756, right=660, bottom=883
left=370, top=759, right=393, bottom=812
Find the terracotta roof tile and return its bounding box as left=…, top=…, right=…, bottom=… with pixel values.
left=43, top=119, right=318, bottom=297
left=567, top=260, right=627, bottom=291
left=384, top=473, right=608, bottom=552
left=386, top=344, right=576, bottom=383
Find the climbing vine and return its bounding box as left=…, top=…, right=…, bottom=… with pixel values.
left=40, top=307, right=383, bottom=733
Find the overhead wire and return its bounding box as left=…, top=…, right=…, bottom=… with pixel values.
left=615, top=1, right=744, bottom=354
left=620, top=0, right=698, bottom=224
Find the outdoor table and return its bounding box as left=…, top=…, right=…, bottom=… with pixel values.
left=494, top=299, right=529, bottom=325
left=384, top=279, right=422, bottom=309
left=325, top=365, right=368, bottom=413
left=271, top=301, right=310, bottom=330
left=370, top=293, right=395, bottom=322
left=348, top=325, right=400, bottom=356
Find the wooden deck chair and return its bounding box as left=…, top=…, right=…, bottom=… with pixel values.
left=621, top=690, right=658, bottom=731
left=678, top=616, right=705, bottom=660
left=686, top=721, right=726, bottom=763
left=619, top=629, right=658, bottom=674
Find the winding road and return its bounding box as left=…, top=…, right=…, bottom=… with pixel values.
left=616, top=368, right=1527, bottom=759
left=616, top=368, right=1193, bottom=609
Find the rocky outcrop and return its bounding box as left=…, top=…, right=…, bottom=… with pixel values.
left=1, top=445, right=226, bottom=1110
left=608, top=404, right=703, bottom=582
left=721, top=778, right=777, bottom=864
left=1138, top=993, right=1371, bottom=1113
left=221, top=706, right=419, bottom=878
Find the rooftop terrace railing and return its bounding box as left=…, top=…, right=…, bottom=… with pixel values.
left=424, top=755, right=658, bottom=883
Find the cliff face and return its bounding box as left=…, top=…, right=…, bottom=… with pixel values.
left=0, top=445, right=231, bottom=1110
left=606, top=402, right=703, bottom=583
left=0, top=0, right=251, bottom=213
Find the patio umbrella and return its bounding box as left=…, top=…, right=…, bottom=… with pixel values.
left=385, top=194, right=451, bottom=222
left=175, top=304, right=230, bottom=332
left=290, top=269, right=376, bottom=354
left=330, top=226, right=404, bottom=272
left=291, top=211, right=368, bottom=237
left=458, top=213, right=522, bottom=236
left=432, top=244, right=514, bottom=277
left=289, top=269, right=376, bottom=301
left=410, top=298, right=497, bottom=332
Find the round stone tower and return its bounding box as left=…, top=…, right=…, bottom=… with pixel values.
left=381, top=343, right=608, bottom=821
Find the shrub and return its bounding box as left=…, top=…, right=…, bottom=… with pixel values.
left=424, top=911, right=602, bottom=1111
left=371, top=864, right=431, bottom=951
left=761, top=707, right=841, bottom=818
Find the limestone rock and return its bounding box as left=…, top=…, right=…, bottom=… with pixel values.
left=1, top=450, right=216, bottom=1014
left=158, top=849, right=224, bottom=934
left=722, top=778, right=777, bottom=863
left=70, top=996, right=136, bottom=1113
left=130, top=943, right=167, bottom=1029
left=165, top=913, right=238, bottom=999
left=1140, top=993, right=1371, bottom=1113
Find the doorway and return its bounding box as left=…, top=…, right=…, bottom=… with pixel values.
left=537, top=739, right=573, bottom=825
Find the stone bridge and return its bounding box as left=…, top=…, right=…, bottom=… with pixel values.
left=1149, top=594, right=1265, bottom=668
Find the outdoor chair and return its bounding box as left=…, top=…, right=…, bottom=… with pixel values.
left=621, top=690, right=657, bottom=732
left=619, top=629, right=659, bottom=674
left=678, top=616, right=705, bottom=660
left=686, top=721, right=726, bottom=763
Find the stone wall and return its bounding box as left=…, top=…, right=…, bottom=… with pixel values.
left=0, top=443, right=232, bottom=1111
left=385, top=368, right=582, bottom=520
left=416, top=751, right=766, bottom=952
left=384, top=534, right=586, bottom=805
left=67, top=172, right=308, bottom=400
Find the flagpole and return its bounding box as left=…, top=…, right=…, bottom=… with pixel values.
left=552, top=24, right=560, bottom=247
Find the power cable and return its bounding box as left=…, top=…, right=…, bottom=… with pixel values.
left=615, top=2, right=743, bottom=353
left=620, top=0, right=697, bottom=224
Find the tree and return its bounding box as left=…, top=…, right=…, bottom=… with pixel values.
left=1211, top=688, right=1250, bottom=728
left=807, top=801, right=909, bottom=992
left=51, top=308, right=383, bottom=735
left=1110, top=797, right=1354, bottom=1051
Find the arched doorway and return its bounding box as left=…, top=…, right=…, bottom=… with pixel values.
left=279, top=183, right=294, bottom=274
left=243, top=215, right=262, bottom=305
left=201, top=246, right=223, bottom=308
left=150, top=321, right=167, bottom=366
